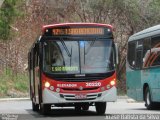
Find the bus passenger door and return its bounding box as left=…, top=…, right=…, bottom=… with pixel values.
left=127, top=41, right=143, bottom=101
left=34, top=46, right=40, bottom=104
left=147, top=36, right=160, bottom=101
left=30, top=50, right=35, bottom=102
left=29, top=52, right=34, bottom=100
left=134, top=46, right=143, bottom=101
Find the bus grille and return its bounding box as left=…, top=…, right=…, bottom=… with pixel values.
left=62, top=87, right=99, bottom=91
left=53, top=77, right=105, bottom=82
left=59, top=93, right=102, bottom=101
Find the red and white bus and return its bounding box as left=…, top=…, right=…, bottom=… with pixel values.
left=28, top=23, right=118, bottom=115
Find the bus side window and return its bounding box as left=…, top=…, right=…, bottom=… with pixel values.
left=150, top=36, right=160, bottom=67
left=33, top=44, right=39, bottom=68
left=127, top=41, right=136, bottom=68
left=34, top=50, right=38, bottom=67
left=135, top=40, right=143, bottom=69
left=135, top=50, right=143, bottom=69
left=142, top=38, right=151, bottom=68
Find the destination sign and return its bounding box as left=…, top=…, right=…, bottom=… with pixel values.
left=52, top=28, right=104, bottom=35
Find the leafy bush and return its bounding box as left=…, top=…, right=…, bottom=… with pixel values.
left=0, top=68, right=29, bottom=98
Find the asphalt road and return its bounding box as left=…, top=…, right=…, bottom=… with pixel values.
left=0, top=98, right=160, bottom=120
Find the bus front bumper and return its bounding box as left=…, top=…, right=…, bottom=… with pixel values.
left=42, top=86, right=117, bottom=104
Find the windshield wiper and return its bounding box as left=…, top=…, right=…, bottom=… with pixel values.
left=60, top=39, right=73, bottom=66
left=85, top=39, right=96, bottom=55
left=70, top=46, right=72, bottom=66
left=60, top=39, right=71, bottom=57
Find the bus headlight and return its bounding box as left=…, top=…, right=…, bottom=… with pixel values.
left=45, top=82, right=50, bottom=88
left=110, top=80, right=116, bottom=86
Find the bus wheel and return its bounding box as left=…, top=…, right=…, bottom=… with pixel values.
left=82, top=104, right=89, bottom=111
left=32, top=101, right=39, bottom=111
left=144, top=87, right=155, bottom=110
left=95, top=102, right=106, bottom=115
left=40, top=104, right=51, bottom=115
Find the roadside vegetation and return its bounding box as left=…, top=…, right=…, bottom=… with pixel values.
left=0, top=68, right=28, bottom=98
left=0, top=0, right=160, bottom=97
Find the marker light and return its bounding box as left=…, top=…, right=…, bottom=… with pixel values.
left=101, top=87, right=105, bottom=91
left=110, top=80, right=116, bottom=86
left=106, top=85, right=110, bottom=89
left=45, top=82, right=50, bottom=88
left=56, top=88, right=60, bottom=93
left=50, top=86, right=54, bottom=91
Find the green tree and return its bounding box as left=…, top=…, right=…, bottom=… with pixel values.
left=0, top=0, right=21, bottom=40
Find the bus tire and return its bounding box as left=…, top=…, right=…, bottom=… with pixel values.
left=95, top=102, right=106, bottom=115
left=40, top=104, right=51, bottom=115
left=32, top=101, right=39, bottom=111
left=144, top=87, right=156, bottom=110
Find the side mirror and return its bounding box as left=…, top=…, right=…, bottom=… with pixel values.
left=115, top=43, right=119, bottom=65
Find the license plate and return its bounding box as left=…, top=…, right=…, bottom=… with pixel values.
left=75, top=94, right=87, bottom=99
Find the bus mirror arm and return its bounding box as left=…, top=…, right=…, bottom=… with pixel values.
left=115, top=43, right=119, bottom=65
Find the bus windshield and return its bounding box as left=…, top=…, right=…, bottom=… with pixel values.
left=43, top=38, right=115, bottom=74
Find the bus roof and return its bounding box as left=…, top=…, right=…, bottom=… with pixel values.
left=42, top=23, right=113, bottom=33
left=128, top=24, right=160, bottom=42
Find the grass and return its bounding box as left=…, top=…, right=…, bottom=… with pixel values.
left=0, top=68, right=29, bottom=98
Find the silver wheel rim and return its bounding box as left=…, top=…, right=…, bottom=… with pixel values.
left=146, top=91, right=150, bottom=105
